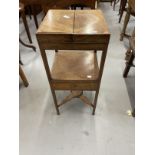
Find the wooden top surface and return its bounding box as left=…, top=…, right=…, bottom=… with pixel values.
left=37, top=10, right=109, bottom=35
left=51, top=50, right=99, bottom=80
left=74, top=10, right=109, bottom=34
left=37, top=10, right=74, bottom=34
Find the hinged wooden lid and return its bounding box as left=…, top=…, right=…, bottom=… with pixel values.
left=37, top=10, right=74, bottom=34
left=36, top=10, right=110, bottom=45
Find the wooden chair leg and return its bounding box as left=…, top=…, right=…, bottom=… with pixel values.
left=118, top=0, right=127, bottom=22
left=118, top=10, right=124, bottom=23
left=21, top=11, right=32, bottom=43
left=92, top=89, right=100, bottom=115
left=123, top=63, right=130, bottom=78
left=27, top=5, right=32, bottom=20
left=19, top=65, right=29, bottom=87
left=118, top=1, right=122, bottom=15
left=120, top=7, right=131, bottom=41
left=32, top=5, right=38, bottom=28
left=123, top=50, right=134, bottom=78
left=51, top=89, right=60, bottom=115
left=125, top=48, right=131, bottom=60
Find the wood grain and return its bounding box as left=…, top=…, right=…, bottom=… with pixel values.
left=51, top=50, right=99, bottom=80
left=74, top=10, right=109, bottom=35
left=37, top=10, right=74, bottom=34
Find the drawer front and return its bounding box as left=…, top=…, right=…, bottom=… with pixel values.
left=73, top=34, right=110, bottom=44
left=37, top=34, right=110, bottom=50
left=51, top=82, right=97, bottom=90
left=37, top=34, right=110, bottom=44
left=37, top=34, right=73, bottom=43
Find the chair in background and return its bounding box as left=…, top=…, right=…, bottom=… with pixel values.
left=118, top=0, right=127, bottom=23
left=19, top=2, right=32, bottom=43
left=120, top=0, right=135, bottom=40
left=28, top=4, right=42, bottom=28
left=123, top=28, right=135, bottom=118
left=123, top=28, right=135, bottom=78
left=20, top=0, right=96, bottom=29
left=113, top=0, right=120, bottom=10
left=118, top=0, right=135, bottom=23
left=42, top=0, right=96, bottom=13
left=19, top=3, right=36, bottom=65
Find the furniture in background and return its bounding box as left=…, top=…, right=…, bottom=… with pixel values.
left=113, top=0, right=120, bottom=10
left=120, top=0, right=135, bottom=40
left=123, top=28, right=135, bottom=118
left=19, top=65, right=29, bottom=87
left=19, top=2, right=32, bottom=43
left=118, top=0, right=127, bottom=23
left=20, top=2, right=42, bottom=29
left=123, top=28, right=135, bottom=117
left=27, top=5, right=42, bottom=28
left=24, top=5, right=32, bottom=20
left=19, top=4, right=36, bottom=64
left=36, top=10, right=110, bottom=115
left=20, top=0, right=96, bottom=30
left=118, top=0, right=135, bottom=23
left=123, top=49, right=135, bottom=77
left=123, top=28, right=135, bottom=78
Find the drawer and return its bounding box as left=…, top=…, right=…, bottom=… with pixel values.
left=73, top=34, right=110, bottom=44
left=51, top=81, right=98, bottom=90
left=37, top=34, right=73, bottom=43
